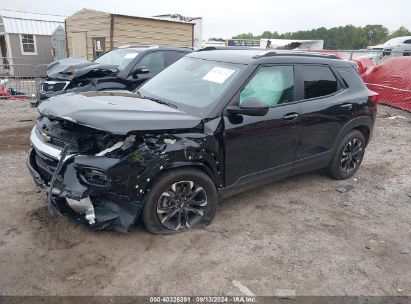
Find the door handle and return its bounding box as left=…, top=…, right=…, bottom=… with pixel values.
left=340, top=103, right=353, bottom=110
left=282, top=113, right=299, bottom=120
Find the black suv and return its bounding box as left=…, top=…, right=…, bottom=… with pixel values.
left=27, top=48, right=377, bottom=234
left=35, top=45, right=191, bottom=104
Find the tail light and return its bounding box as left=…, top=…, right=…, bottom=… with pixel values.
left=368, top=91, right=379, bottom=105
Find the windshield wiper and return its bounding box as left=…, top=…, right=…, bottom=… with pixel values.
left=137, top=92, right=178, bottom=109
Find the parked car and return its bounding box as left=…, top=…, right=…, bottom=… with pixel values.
left=362, top=36, right=411, bottom=64
left=27, top=48, right=377, bottom=234
left=34, top=45, right=191, bottom=105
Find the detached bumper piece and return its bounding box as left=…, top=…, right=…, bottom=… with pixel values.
left=27, top=147, right=142, bottom=233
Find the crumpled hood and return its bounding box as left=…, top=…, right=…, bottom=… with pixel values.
left=38, top=91, right=203, bottom=135
left=47, top=57, right=118, bottom=80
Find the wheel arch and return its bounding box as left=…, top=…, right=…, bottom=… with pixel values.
left=146, top=161, right=220, bottom=192
left=333, top=116, right=373, bottom=152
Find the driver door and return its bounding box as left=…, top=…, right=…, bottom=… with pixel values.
left=223, top=65, right=301, bottom=187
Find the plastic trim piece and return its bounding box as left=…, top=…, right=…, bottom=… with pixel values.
left=30, top=127, right=74, bottom=161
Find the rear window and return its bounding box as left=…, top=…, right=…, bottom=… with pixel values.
left=302, top=65, right=338, bottom=99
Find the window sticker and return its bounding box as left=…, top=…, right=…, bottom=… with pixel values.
left=125, top=53, right=138, bottom=59
left=202, top=67, right=235, bottom=84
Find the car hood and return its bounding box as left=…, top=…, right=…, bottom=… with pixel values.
left=47, top=57, right=118, bottom=80
left=38, top=91, right=203, bottom=135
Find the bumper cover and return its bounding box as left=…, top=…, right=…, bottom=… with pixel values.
left=27, top=128, right=143, bottom=232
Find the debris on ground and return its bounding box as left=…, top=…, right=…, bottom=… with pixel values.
left=375, top=185, right=386, bottom=190
left=387, top=115, right=407, bottom=120
left=231, top=280, right=255, bottom=296
left=202, top=226, right=228, bottom=234
left=335, top=184, right=355, bottom=193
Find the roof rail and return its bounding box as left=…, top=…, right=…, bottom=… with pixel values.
left=117, top=45, right=194, bottom=50
left=197, top=46, right=267, bottom=52
left=197, top=47, right=339, bottom=59
left=252, top=51, right=338, bottom=59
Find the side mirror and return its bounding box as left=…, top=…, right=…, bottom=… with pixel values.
left=226, top=97, right=269, bottom=116
left=132, top=66, right=150, bottom=76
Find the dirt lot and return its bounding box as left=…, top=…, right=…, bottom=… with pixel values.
left=0, top=100, right=410, bottom=296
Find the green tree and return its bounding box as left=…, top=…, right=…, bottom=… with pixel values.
left=232, top=25, right=411, bottom=49
left=232, top=32, right=256, bottom=39
left=363, top=25, right=389, bottom=45
left=208, top=38, right=225, bottom=42
left=387, top=26, right=411, bottom=40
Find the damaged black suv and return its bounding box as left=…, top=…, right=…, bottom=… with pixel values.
left=27, top=48, right=377, bottom=234
left=35, top=45, right=191, bottom=104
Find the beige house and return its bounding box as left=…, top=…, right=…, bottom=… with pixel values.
left=66, top=9, right=194, bottom=60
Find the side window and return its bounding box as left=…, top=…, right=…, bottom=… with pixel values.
left=403, top=39, right=411, bottom=44
left=165, top=51, right=187, bottom=66
left=240, top=66, right=294, bottom=106
left=302, top=65, right=338, bottom=99
left=137, top=52, right=165, bottom=73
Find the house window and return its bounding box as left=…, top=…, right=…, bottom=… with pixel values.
left=20, top=34, right=37, bottom=55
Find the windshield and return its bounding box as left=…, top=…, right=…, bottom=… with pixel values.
left=139, top=57, right=245, bottom=117
left=93, top=49, right=139, bottom=70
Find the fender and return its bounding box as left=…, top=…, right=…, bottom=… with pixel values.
left=332, top=115, right=374, bottom=153
left=163, top=160, right=220, bottom=186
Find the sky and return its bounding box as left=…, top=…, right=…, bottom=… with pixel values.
left=2, top=0, right=411, bottom=39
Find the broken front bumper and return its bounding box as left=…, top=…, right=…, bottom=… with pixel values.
left=27, top=127, right=143, bottom=232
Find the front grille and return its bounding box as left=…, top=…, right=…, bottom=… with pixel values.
left=34, top=148, right=59, bottom=180
left=42, top=81, right=69, bottom=92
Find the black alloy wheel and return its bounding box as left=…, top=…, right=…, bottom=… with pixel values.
left=340, top=138, right=363, bottom=174
left=142, top=168, right=218, bottom=234
left=156, top=181, right=208, bottom=230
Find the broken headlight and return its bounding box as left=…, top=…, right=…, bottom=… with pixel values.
left=80, top=168, right=110, bottom=187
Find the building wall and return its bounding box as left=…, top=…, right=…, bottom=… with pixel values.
left=112, top=15, right=193, bottom=48
left=8, top=33, right=53, bottom=76
left=65, top=9, right=111, bottom=60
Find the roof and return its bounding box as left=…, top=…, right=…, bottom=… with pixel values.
left=384, top=36, right=411, bottom=45
left=116, top=45, right=192, bottom=51
left=0, top=9, right=65, bottom=35
left=189, top=48, right=351, bottom=67
left=70, top=9, right=194, bottom=25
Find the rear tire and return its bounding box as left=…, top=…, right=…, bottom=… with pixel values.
left=142, top=168, right=218, bottom=235
left=326, top=130, right=365, bottom=180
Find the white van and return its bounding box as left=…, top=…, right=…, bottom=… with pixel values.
left=364, top=36, right=411, bottom=64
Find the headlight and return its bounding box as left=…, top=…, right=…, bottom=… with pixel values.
left=80, top=168, right=110, bottom=187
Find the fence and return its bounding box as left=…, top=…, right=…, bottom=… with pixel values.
left=0, top=60, right=48, bottom=100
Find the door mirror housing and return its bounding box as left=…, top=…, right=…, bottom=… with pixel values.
left=226, top=97, right=269, bottom=116
left=132, top=66, right=150, bottom=76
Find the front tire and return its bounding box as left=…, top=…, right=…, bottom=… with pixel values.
left=142, top=168, right=218, bottom=234
left=326, top=130, right=366, bottom=180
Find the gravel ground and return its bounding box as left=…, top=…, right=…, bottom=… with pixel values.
left=0, top=100, right=410, bottom=296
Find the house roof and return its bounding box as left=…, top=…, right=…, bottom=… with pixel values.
left=72, top=8, right=194, bottom=25
left=0, top=9, right=65, bottom=35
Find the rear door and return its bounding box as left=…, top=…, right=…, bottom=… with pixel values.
left=293, top=64, right=351, bottom=168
